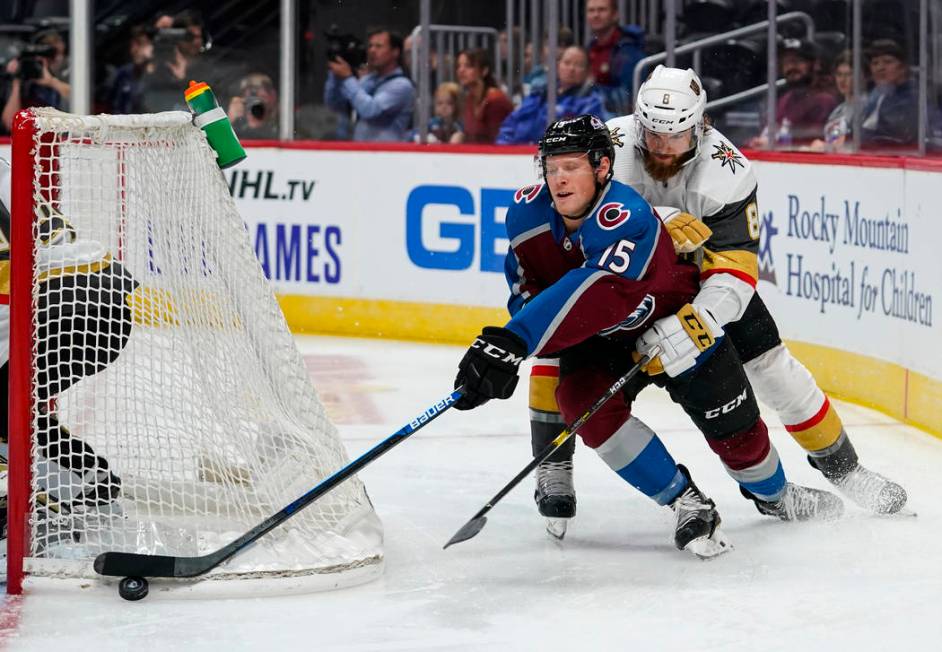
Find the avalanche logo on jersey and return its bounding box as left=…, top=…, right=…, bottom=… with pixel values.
left=710, top=141, right=745, bottom=174
left=514, top=184, right=544, bottom=204
left=596, top=202, right=631, bottom=230
left=599, top=294, right=656, bottom=336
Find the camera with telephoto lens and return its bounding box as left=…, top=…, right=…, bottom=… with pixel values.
left=324, top=25, right=366, bottom=69
left=244, top=94, right=266, bottom=120
left=17, top=43, right=57, bottom=81
left=153, top=27, right=187, bottom=62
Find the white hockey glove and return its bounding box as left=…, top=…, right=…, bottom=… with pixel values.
left=655, top=207, right=713, bottom=254
left=635, top=303, right=724, bottom=377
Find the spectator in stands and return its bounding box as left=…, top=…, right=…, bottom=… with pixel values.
left=860, top=39, right=918, bottom=149
left=810, top=51, right=857, bottom=152
left=498, top=26, right=523, bottom=99
left=586, top=0, right=645, bottom=116
left=2, top=29, right=70, bottom=132
left=520, top=43, right=540, bottom=96
left=403, top=32, right=440, bottom=80
left=456, top=48, right=513, bottom=144
left=416, top=81, right=464, bottom=144
left=228, top=73, right=279, bottom=140
left=748, top=38, right=839, bottom=148
left=497, top=46, right=608, bottom=145
left=142, top=10, right=209, bottom=112
left=324, top=27, right=415, bottom=142
left=108, top=25, right=156, bottom=115
left=520, top=27, right=575, bottom=98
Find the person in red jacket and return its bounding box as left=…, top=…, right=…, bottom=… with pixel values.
left=456, top=48, right=513, bottom=143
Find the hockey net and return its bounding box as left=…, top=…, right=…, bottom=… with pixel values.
left=6, top=108, right=383, bottom=594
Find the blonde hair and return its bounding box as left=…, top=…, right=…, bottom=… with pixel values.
left=434, top=81, right=460, bottom=105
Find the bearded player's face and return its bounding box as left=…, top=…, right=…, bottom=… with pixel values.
left=642, top=127, right=694, bottom=182
left=643, top=127, right=694, bottom=161
left=545, top=153, right=601, bottom=218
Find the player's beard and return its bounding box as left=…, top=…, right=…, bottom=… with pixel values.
left=642, top=148, right=695, bottom=182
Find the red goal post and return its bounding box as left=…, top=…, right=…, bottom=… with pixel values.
left=6, top=108, right=383, bottom=596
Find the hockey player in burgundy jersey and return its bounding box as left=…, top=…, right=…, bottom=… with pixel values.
left=453, top=116, right=841, bottom=555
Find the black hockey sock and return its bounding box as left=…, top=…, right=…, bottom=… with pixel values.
left=807, top=431, right=859, bottom=480
left=531, top=417, right=574, bottom=463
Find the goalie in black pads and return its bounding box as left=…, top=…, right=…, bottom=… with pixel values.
left=0, top=157, right=134, bottom=572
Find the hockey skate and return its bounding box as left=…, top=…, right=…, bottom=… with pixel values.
left=741, top=483, right=844, bottom=521
left=812, top=460, right=908, bottom=515
left=534, top=460, right=576, bottom=540
left=669, top=465, right=731, bottom=559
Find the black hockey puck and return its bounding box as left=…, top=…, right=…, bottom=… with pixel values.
left=118, top=576, right=149, bottom=601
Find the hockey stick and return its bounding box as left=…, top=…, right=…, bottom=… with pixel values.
left=443, top=351, right=656, bottom=549
left=94, top=388, right=464, bottom=579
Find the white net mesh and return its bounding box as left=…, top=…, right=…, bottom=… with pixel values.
left=19, top=108, right=383, bottom=584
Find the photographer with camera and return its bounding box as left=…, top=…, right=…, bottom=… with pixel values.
left=108, top=24, right=157, bottom=114
left=2, top=29, right=70, bottom=132
left=142, top=10, right=210, bottom=112
left=227, top=73, right=278, bottom=140
left=324, top=26, right=415, bottom=142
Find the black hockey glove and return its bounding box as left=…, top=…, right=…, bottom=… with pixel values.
left=454, top=326, right=528, bottom=410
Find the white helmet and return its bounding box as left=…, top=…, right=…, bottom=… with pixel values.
left=634, top=65, right=707, bottom=158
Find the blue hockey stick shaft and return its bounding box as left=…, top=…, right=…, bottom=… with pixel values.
left=95, top=388, right=464, bottom=579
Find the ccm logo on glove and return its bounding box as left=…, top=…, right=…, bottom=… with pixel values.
left=635, top=303, right=724, bottom=377
left=454, top=326, right=528, bottom=410
left=680, top=310, right=715, bottom=350
left=472, top=337, right=525, bottom=366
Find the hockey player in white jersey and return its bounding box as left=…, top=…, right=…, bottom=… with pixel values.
left=526, top=66, right=906, bottom=535
left=0, top=157, right=132, bottom=577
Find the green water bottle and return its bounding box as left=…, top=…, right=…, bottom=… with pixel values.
left=184, top=80, right=247, bottom=169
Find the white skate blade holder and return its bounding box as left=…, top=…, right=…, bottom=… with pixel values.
left=683, top=527, right=732, bottom=559
left=545, top=518, right=569, bottom=541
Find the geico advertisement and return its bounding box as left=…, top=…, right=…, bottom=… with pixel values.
left=228, top=148, right=533, bottom=306
left=754, top=161, right=941, bottom=379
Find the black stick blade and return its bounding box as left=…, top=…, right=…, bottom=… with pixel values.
left=443, top=516, right=487, bottom=549
left=94, top=552, right=178, bottom=578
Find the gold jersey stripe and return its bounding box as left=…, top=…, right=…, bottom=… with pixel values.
left=0, top=260, right=9, bottom=296
left=701, top=248, right=759, bottom=283
left=36, top=254, right=113, bottom=283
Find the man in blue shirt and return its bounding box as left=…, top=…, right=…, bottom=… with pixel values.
left=497, top=45, right=609, bottom=145
left=324, top=28, right=415, bottom=142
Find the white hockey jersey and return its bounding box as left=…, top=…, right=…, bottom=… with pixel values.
left=605, top=115, right=761, bottom=327
left=0, top=158, right=110, bottom=368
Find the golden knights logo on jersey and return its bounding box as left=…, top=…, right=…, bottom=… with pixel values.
left=609, top=125, right=626, bottom=148
left=711, top=141, right=745, bottom=174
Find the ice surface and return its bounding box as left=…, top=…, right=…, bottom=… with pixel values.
left=2, top=335, right=941, bottom=651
